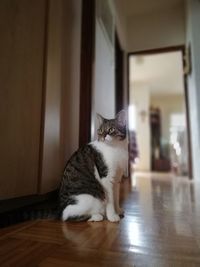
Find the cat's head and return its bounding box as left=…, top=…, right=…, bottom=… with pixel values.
left=97, top=110, right=127, bottom=141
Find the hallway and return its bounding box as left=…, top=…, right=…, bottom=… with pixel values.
left=1, top=173, right=200, bottom=267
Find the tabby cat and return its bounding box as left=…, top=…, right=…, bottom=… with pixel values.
left=59, top=110, right=128, bottom=222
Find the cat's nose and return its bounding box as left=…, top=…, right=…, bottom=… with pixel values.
left=98, top=132, right=106, bottom=141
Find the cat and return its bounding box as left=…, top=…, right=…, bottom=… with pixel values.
left=59, top=110, right=128, bottom=222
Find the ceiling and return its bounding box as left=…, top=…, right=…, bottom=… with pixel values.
left=129, top=51, right=184, bottom=95
left=115, top=0, right=183, bottom=17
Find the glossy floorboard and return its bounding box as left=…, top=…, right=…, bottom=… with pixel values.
left=1, top=172, right=200, bottom=267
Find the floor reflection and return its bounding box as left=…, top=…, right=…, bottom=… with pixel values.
left=60, top=171, right=200, bottom=266
left=123, top=172, right=200, bottom=254
left=2, top=172, right=200, bottom=266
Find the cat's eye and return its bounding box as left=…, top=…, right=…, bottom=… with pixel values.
left=97, top=128, right=103, bottom=134
left=109, top=127, right=115, bottom=134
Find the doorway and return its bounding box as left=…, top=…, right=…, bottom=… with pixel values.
left=128, top=47, right=192, bottom=178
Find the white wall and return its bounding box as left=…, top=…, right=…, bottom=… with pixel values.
left=130, top=86, right=151, bottom=171
left=126, top=4, right=185, bottom=52
left=111, top=0, right=127, bottom=50
left=186, top=0, right=200, bottom=180
left=92, top=19, right=115, bottom=140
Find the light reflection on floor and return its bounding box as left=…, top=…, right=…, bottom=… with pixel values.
left=1, top=171, right=200, bottom=266
left=127, top=171, right=196, bottom=241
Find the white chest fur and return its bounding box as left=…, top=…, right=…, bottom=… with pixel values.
left=91, top=139, right=128, bottom=180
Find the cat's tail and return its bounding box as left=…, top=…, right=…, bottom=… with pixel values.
left=0, top=201, right=62, bottom=228
left=61, top=194, right=104, bottom=222
left=26, top=197, right=62, bottom=220
left=60, top=198, right=91, bottom=222
left=66, top=215, right=91, bottom=222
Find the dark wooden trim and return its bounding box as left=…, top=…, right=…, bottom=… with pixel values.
left=181, top=49, right=193, bottom=179
left=128, top=45, right=185, bottom=57
left=184, top=78, right=193, bottom=179
left=0, top=190, right=58, bottom=214
left=0, top=190, right=58, bottom=228
left=127, top=54, right=130, bottom=121
left=38, top=0, right=50, bottom=193
left=128, top=45, right=193, bottom=178
left=79, top=0, right=95, bottom=146
left=115, top=32, right=124, bottom=113
left=127, top=54, right=131, bottom=177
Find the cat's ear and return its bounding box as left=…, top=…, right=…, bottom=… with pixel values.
left=116, top=110, right=126, bottom=127
left=96, top=113, right=105, bottom=125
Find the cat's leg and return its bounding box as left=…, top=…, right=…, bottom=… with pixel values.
left=62, top=196, right=90, bottom=221
left=88, top=214, right=103, bottom=222
left=114, top=182, right=124, bottom=216
left=102, top=179, right=120, bottom=222
left=88, top=196, right=105, bottom=222
left=62, top=194, right=104, bottom=222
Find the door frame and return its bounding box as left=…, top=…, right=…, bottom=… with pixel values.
left=127, top=45, right=193, bottom=179
left=115, top=31, right=124, bottom=113
left=79, top=0, right=95, bottom=147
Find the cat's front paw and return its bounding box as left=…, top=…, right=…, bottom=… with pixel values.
left=117, top=208, right=124, bottom=216
left=88, top=214, right=104, bottom=222
left=107, top=213, right=120, bottom=222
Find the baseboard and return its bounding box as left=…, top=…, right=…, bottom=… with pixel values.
left=0, top=190, right=59, bottom=228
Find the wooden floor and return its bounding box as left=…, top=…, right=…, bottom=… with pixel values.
left=1, top=172, right=200, bottom=267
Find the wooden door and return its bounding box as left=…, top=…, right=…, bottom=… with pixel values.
left=0, top=0, right=47, bottom=199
